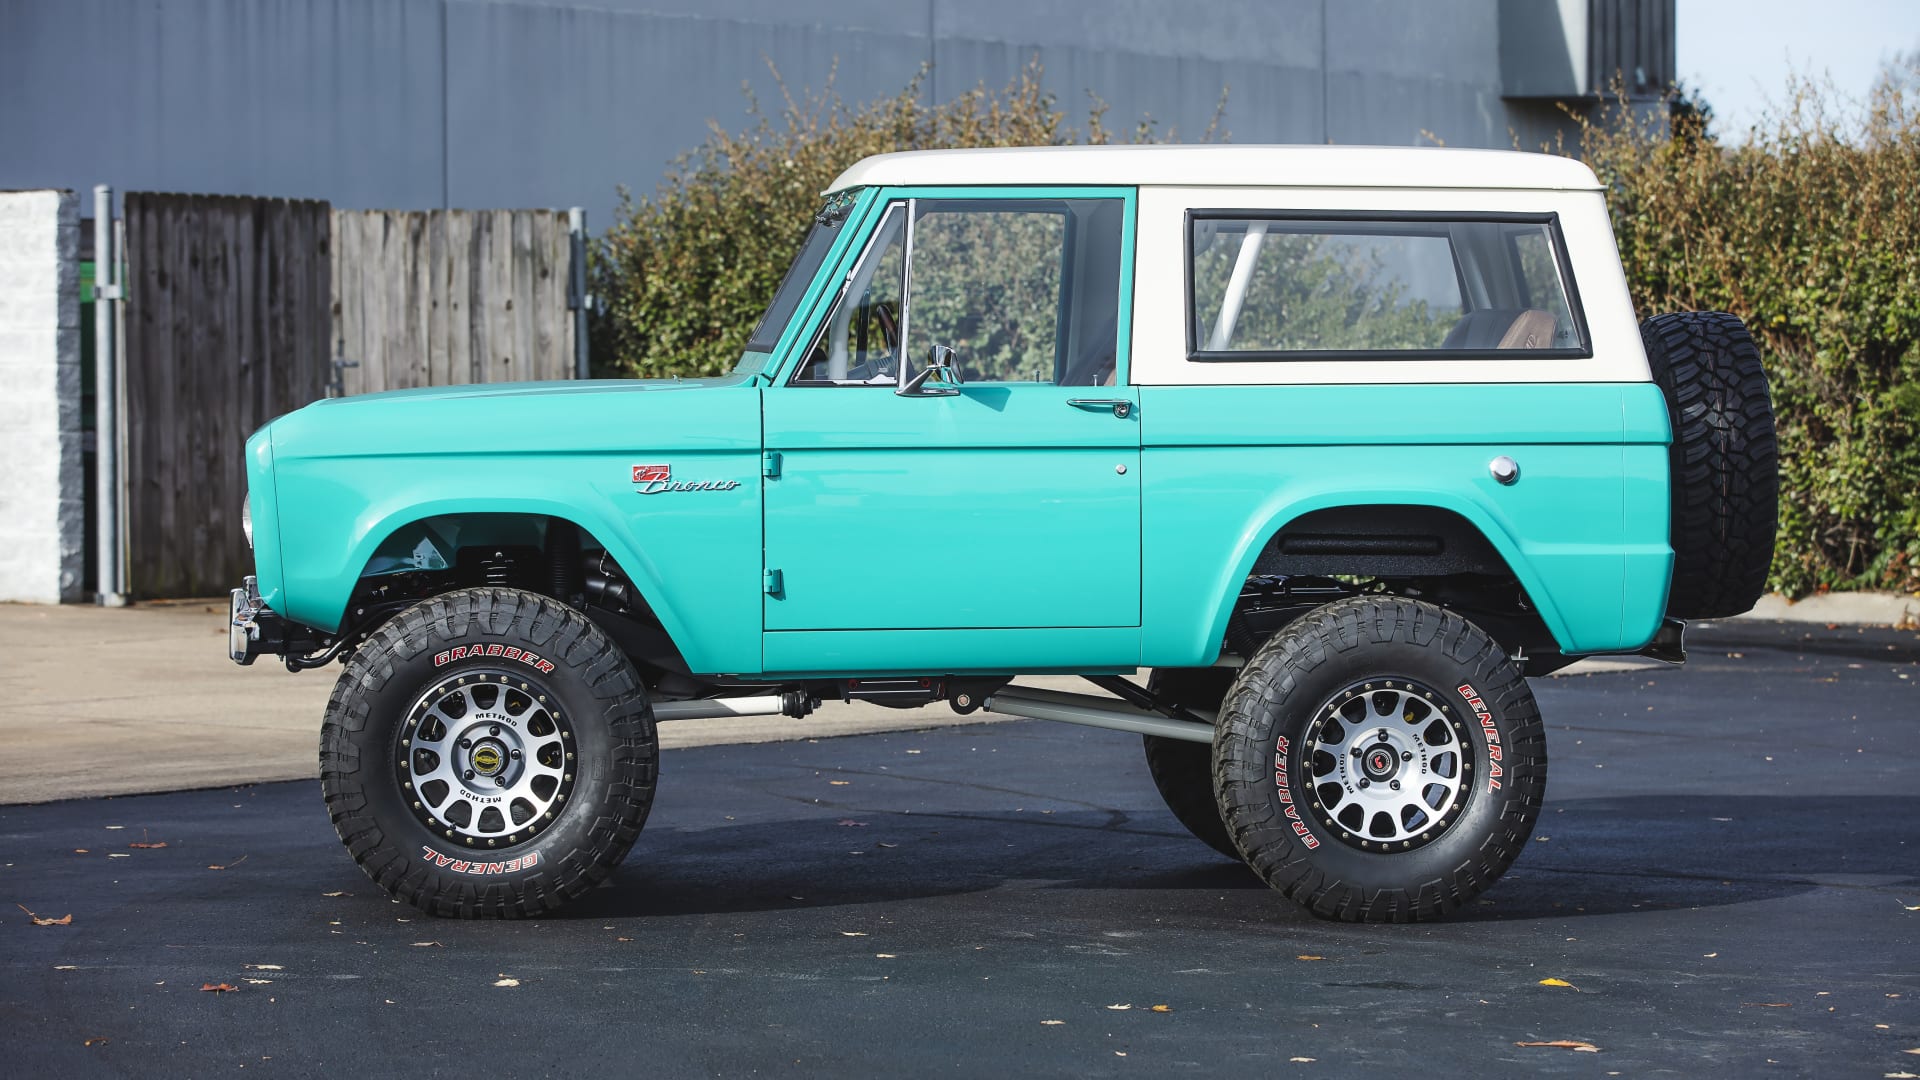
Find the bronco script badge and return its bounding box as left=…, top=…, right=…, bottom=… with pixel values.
left=631, top=463, right=741, bottom=495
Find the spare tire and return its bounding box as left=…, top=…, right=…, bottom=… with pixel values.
left=1639, top=312, right=1779, bottom=619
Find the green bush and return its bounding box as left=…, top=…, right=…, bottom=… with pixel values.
left=597, top=62, right=1920, bottom=597
left=1574, top=74, right=1920, bottom=596
left=592, top=62, right=1196, bottom=380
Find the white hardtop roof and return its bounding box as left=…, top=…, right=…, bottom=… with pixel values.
left=826, top=144, right=1602, bottom=194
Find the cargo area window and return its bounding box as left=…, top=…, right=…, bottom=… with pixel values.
left=1186, top=212, right=1589, bottom=360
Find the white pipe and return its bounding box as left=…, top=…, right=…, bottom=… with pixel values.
left=92, top=186, right=125, bottom=606
left=651, top=696, right=787, bottom=722
left=1207, top=221, right=1267, bottom=352
left=567, top=208, right=589, bottom=380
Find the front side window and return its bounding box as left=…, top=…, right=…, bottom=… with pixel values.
left=791, top=196, right=1126, bottom=386
left=1188, top=214, right=1587, bottom=359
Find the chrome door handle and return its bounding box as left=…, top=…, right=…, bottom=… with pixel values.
left=1068, top=398, right=1132, bottom=419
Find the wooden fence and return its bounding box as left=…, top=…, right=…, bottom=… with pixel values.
left=123, top=193, right=332, bottom=600
left=121, top=198, right=580, bottom=598
left=331, top=209, right=576, bottom=394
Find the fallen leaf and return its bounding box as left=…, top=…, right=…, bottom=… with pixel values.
left=875, top=953, right=897, bottom=958
left=128, top=841, right=168, bottom=849
left=1539, top=978, right=1577, bottom=988
left=16, top=904, right=72, bottom=927
left=107, top=854, right=130, bottom=859
left=1295, top=955, right=1325, bottom=961
left=201, top=983, right=238, bottom=993
left=409, top=941, right=444, bottom=948
left=1515, top=1040, right=1600, bottom=1052
left=105, top=825, right=125, bottom=830
left=1885, top=1072, right=1920, bottom=1079
left=73, top=849, right=89, bottom=854
left=1151, top=1004, right=1172, bottom=1013
left=1741, top=1002, right=1792, bottom=1008
left=1904, top=904, right=1920, bottom=912
left=1290, top=1058, right=1315, bottom=1063
left=1704, top=952, right=1719, bottom=958
left=828, top=780, right=850, bottom=786
left=207, top=856, right=249, bottom=871
left=616, top=936, right=633, bottom=942
left=1040, top=1020, right=1065, bottom=1026
left=1107, top=1004, right=1132, bottom=1011
left=493, top=977, right=520, bottom=987
left=836, top=820, right=867, bottom=827
left=876, top=842, right=898, bottom=849
left=1906, top=1049, right=1920, bottom=1056
left=244, top=964, right=283, bottom=971
left=322, top=891, right=350, bottom=898
left=54, top=965, right=77, bottom=970
left=85, top=1038, right=109, bottom=1047
left=840, top=931, right=868, bottom=937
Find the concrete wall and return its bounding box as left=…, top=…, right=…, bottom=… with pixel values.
left=0, top=190, right=84, bottom=604
left=0, top=0, right=1595, bottom=225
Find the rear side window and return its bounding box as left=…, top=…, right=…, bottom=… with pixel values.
left=1187, top=213, right=1588, bottom=359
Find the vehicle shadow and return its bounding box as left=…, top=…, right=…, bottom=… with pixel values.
left=574, top=794, right=1920, bottom=921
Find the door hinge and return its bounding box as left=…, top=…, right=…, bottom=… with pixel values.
left=762, top=450, right=782, bottom=479
left=764, top=568, right=783, bottom=596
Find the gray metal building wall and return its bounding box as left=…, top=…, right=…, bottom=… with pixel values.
left=1, top=0, right=1632, bottom=224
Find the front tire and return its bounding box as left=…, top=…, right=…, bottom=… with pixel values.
left=1213, top=597, right=1544, bottom=922
left=320, top=588, right=657, bottom=918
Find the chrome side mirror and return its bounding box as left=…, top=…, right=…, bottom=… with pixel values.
left=898, top=343, right=962, bottom=397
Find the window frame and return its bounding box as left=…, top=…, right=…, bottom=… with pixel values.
left=1181, top=209, right=1594, bottom=363
left=770, top=185, right=1137, bottom=389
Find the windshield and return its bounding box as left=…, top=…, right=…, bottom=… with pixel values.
left=734, top=192, right=859, bottom=374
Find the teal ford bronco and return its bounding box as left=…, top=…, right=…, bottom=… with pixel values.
left=230, top=146, right=1778, bottom=922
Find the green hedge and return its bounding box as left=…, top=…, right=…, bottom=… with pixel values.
left=595, top=67, right=1920, bottom=597
left=1576, top=79, right=1920, bottom=596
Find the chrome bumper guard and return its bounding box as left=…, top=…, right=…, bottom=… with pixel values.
left=229, top=575, right=288, bottom=666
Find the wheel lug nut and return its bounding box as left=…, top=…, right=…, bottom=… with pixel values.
left=510, top=749, right=522, bottom=759
left=1351, top=747, right=1363, bottom=758
left=1401, top=751, right=1413, bottom=762
left=464, top=769, right=475, bottom=781
left=459, top=738, right=472, bottom=749
left=495, top=775, right=508, bottom=787
left=1390, top=780, right=1401, bottom=791
left=490, top=724, right=501, bottom=736
left=1358, top=778, right=1371, bottom=789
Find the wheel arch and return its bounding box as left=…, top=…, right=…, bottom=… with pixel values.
left=1202, top=492, right=1578, bottom=658
left=309, top=500, right=697, bottom=667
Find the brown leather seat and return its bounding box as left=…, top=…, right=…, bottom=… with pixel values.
left=1497, top=308, right=1557, bottom=350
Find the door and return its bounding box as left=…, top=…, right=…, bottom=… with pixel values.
left=763, top=191, right=1140, bottom=635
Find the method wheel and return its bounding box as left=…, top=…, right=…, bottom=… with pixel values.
left=1142, top=668, right=1238, bottom=860
left=320, top=587, right=657, bottom=918
left=1213, top=597, right=1545, bottom=922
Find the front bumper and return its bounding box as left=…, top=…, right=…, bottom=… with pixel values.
left=229, top=575, right=290, bottom=665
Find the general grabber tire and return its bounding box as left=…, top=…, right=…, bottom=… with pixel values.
left=320, top=588, right=657, bottom=918
left=1640, top=311, right=1780, bottom=619
left=1142, top=668, right=1239, bottom=860
left=1213, top=597, right=1545, bottom=922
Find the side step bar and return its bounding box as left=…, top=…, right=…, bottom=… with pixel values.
left=983, top=686, right=1215, bottom=745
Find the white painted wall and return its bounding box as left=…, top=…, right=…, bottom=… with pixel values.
left=0, top=190, right=84, bottom=603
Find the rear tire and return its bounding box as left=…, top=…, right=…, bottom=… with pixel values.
left=320, top=588, right=657, bottom=919
left=1213, top=597, right=1545, bottom=922
left=1640, top=311, right=1779, bottom=618
left=1141, top=669, right=1239, bottom=859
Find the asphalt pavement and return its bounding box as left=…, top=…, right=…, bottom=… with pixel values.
left=2, top=619, right=1916, bottom=1078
